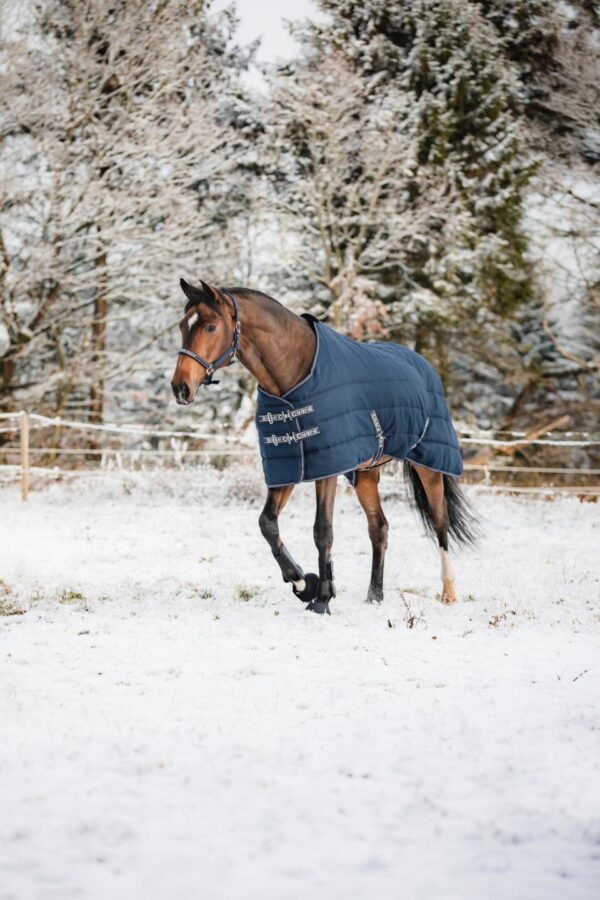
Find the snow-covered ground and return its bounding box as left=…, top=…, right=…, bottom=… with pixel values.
left=1, top=468, right=599, bottom=900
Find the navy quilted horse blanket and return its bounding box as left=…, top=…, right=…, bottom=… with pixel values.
left=255, top=318, right=463, bottom=488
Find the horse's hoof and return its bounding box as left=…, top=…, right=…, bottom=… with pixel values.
left=366, top=589, right=383, bottom=604
left=306, top=599, right=331, bottom=615
left=292, top=572, right=319, bottom=603
left=441, top=580, right=457, bottom=604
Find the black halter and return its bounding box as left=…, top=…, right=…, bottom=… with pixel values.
left=178, top=288, right=241, bottom=386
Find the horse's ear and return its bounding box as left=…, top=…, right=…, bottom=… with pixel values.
left=200, top=280, right=223, bottom=308
left=179, top=278, right=218, bottom=310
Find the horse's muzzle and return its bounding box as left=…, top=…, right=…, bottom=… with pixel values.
left=172, top=381, right=192, bottom=405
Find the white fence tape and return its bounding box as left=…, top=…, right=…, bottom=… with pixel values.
left=0, top=410, right=597, bottom=446
left=0, top=447, right=254, bottom=457
left=468, top=484, right=600, bottom=496
left=27, top=413, right=242, bottom=442
left=1, top=411, right=599, bottom=499
left=460, top=436, right=599, bottom=448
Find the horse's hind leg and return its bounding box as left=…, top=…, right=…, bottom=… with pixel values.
left=259, top=486, right=319, bottom=604
left=411, top=464, right=456, bottom=604
left=312, top=476, right=338, bottom=615
left=354, top=468, right=388, bottom=603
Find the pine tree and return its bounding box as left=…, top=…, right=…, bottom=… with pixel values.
left=474, top=1, right=559, bottom=78
left=475, top=1, right=600, bottom=433
left=312, top=0, right=536, bottom=317
left=264, top=50, right=472, bottom=345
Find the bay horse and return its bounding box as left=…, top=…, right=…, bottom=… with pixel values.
left=171, top=280, right=476, bottom=614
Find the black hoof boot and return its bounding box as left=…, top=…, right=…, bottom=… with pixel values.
left=292, top=572, right=319, bottom=603
left=306, top=599, right=331, bottom=615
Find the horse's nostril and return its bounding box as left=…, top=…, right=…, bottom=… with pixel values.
left=172, top=382, right=190, bottom=404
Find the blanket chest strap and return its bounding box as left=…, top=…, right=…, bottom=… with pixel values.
left=259, top=404, right=315, bottom=425
left=264, top=426, right=321, bottom=447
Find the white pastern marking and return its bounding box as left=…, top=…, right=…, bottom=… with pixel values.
left=293, top=578, right=306, bottom=592
left=187, top=312, right=198, bottom=331
left=440, top=548, right=455, bottom=583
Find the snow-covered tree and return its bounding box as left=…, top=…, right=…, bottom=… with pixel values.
left=475, top=2, right=600, bottom=433
left=475, top=1, right=559, bottom=78
left=264, top=52, right=471, bottom=342
left=476, top=1, right=599, bottom=161
left=0, top=0, right=255, bottom=423
left=310, top=0, right=536, bottom=318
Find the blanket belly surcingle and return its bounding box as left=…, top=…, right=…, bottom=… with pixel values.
left=255, top=320, right=463, bottom=488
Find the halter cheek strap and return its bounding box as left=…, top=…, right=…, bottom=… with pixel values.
left=177, top=289, right=241, bottom=386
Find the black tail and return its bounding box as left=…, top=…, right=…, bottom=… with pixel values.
left=403, top=462, right=478, bottom=547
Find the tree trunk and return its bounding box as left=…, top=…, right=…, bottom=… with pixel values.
left=89, top=249, right=107, bottom=424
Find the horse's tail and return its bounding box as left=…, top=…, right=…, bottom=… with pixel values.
left=403, top=462, right=478, bottom=547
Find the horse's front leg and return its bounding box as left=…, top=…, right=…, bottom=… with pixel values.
left=311, top=476, right=338, bottom=615
left=258, top=486, right=319, bottom=604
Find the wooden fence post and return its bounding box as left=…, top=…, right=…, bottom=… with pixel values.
left=20, top=411, right=29, bottom=501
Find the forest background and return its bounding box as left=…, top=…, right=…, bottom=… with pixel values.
left=0, top=0, right=599, bottom=470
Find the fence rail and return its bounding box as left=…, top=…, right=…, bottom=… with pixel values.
left=1, top=410, right=599, bottom=499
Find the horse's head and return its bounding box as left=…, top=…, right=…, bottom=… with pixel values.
left=171, top=279, right=239, bottom=404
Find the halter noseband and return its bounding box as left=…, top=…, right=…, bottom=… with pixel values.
left=177, top=288, right=241, bottom=386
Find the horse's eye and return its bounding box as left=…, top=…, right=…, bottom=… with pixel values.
left=205, top=324, right=217, bottom=334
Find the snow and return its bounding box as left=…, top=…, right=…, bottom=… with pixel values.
left=1, top=468, right=599, bottom=900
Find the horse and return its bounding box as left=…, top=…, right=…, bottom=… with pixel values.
left=171, top=279, right=477, bottom=615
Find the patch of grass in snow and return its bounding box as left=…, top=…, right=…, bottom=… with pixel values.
left=489, top=609, right=517, bottom=628
left=57, top=588, right=87, bottom=605
left=0, top=579, right=26, bottom=616
left=235, top=584, right=262, bottom=602
left=0, top=603, right=26, bottom=616
left=182, top=582, right=215, bottom=600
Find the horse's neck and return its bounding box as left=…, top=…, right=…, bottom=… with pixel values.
left=233, top=291, right=316, bottom=396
